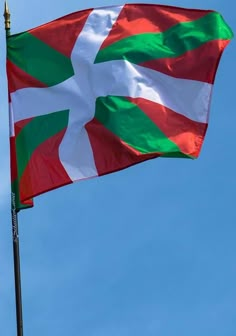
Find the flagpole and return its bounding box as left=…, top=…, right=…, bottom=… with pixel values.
left=11, top=195, right=24, bottom=336
left=4, top=3, right=24, bottom=336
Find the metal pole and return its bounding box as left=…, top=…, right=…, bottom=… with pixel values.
left=11, top=193, right=24, bottom=336
left=4, top=3, right=24, bottom=335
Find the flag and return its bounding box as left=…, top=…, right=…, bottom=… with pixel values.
left=6, top=4, right=233, bottom=211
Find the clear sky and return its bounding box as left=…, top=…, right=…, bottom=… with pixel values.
left=0, top=0, right=235, bottom=335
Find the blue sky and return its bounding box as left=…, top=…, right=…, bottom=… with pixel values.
left=0, top=0, right=235, bottom=335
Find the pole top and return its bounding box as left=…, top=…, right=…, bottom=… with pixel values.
left=4, top=1, right=10, bottom=14
left=4, top=1, right=11, bottom=32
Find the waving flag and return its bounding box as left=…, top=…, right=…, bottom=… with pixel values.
left=7, top=4, right=233, bottom=211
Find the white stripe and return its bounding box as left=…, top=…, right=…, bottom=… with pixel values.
left=87, top=60, right=212, bottom=123
left=59, top=127, right=97, bottom=180
left=11, top=62, right=212, bottom=125
left=59, top=6, right=123, bottom=180
left=10, top=5, right=212, bottom=182
left=11, top=77, right=77, bottom=123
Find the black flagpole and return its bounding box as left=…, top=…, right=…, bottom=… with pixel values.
left=11, top=194, right=24, bottom=336
left=4, top=2, right=24, bottom=336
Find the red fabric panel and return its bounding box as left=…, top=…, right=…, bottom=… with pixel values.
left=30, top=9, right=93, bottom=57
left=19, top=129, right=72, bottom=202
left=101, top=4, right=212, bottom=49
left=140, top=39, right=230, bottom=83
left=86, top=118, right=159, bottom=176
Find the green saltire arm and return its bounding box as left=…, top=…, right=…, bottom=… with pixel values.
left=16, top=110, right=69, bottom=181
left=7, top=32, right=74, bottom=87
left=95, top=96, right=188, bottom=158
left=95, top=12, right=234, bottom=65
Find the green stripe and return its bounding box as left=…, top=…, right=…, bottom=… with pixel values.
left=95, top=96, right=185, bottom=156
left=95, top=12, right=233, bottom=64
left=7, top=32, right=74, bottom=86
left=16, top=110, right=69, bottom=180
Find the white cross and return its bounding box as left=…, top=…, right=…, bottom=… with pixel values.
left=10, top=6, right=211, bottom=181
